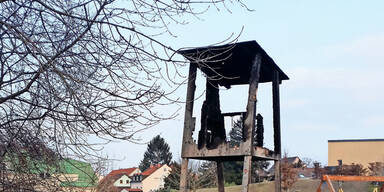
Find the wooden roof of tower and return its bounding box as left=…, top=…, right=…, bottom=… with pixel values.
left=178, top=40, right=289, bottom=87
left=178, top=40, right=288, bottom=192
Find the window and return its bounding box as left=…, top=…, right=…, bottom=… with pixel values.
left=120, top=180, right=123, bottom=184
left=126, top=180, right=129, bottom=184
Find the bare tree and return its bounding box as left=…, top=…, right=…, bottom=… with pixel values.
left=281, top=154, right=298, bottom=192
left=338, top=163, right=367, bottom=176
left=0, top=0, right=248, bottom=190
left=368, top=162, right=384, bottom=176
left=301, top=157, right=313, bottom=168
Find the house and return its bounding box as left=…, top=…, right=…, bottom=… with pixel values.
left=268, top=156, right=319, bottom=180
left=328, top=139, right=384, bottom=168
left=0, top=157, right=98, bottom=192
left=97, top=167, right=141, bottom=192
left=98, top=164, right=171, bottom=192
left=268, top=156, right=304, bottom=174
left=111, top=168, right=141, bottom=188
left=59, top=159, right=99, bottom=191
left=131, top=164, right=171, bottom=192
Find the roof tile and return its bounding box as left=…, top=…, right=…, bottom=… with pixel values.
left=108, top=167, right=138, bottom=177
left=141, top=164, right=162, bottom=176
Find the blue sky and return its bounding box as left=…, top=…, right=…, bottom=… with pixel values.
left=104, top=1, right=384, bottom=169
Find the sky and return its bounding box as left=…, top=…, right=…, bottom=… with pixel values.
left=102, top=1, right=384, bottom=170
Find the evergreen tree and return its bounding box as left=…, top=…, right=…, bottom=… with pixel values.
left=229, top=117, right=244, bottom=147
left=163, top=161, right=181, bottom=190
left=163, top=161, right=216, bottom=191
left=196, top=161, right=217, bottom=188
left=225, top=116, right=270, bottom=184
left=223, top=161, right=243, bottom=185
left=229, top=115, right=264, bottom=147
left=139, top=135, right=173, bottom=171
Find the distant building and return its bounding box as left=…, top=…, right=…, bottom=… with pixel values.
left=98, top=167, right=141, bottom=192
left=130, top=164, right=171, bottom=192
left=0, top=158, right=98, bottom=192
left=59, top=159, right=99, bottom=191
left=111, top=168, right=141, bottom=188
left=140, top=164, right=171, bottom=192
left=328, top=139, right=384, bottom=167
left=267, top=156, right=314, bottom=180
left=269, top=156, right=304, bottom=173
left=98, top=165, right=171, bottom=192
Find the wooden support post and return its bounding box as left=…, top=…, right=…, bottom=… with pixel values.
left=243, top=54, right=261, bottom=150
left=217, top=161, right=225, bottom=192
left=180, top=158, right=189, bottom=192
left=272, top=70, right=281, bottom=192
left=274, top=160, right=281, bottom=192
left=241, top=53, right=261, bottom=192
left=241, top=156, right=252, bottom=192
left=181, top=63, right=197, bottom=152
left=180, top=63, right=197, bottom=192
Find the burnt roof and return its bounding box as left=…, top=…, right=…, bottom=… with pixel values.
left=178, top=40, right=289, bottom=87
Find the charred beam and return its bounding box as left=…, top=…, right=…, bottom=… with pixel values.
left=199, top=79, right=225, bottom=149
left=256, top=114, right=264, bottom=147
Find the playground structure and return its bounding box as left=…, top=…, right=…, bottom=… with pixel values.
left=317, top=175, right=384, bottom=192
left=178, top=41, right=289, bottom=192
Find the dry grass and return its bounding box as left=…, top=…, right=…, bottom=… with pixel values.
left=196, top=179, right=371, bottom=192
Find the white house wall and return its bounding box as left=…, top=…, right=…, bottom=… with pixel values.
left=113, top=175, right=131, bottom=187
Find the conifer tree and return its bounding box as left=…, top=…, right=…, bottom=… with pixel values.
left=162, top=161, right=217, bottom=191
left=225, top=116, right=270, bottom=184
left=139, top=135, right=172, bottom=171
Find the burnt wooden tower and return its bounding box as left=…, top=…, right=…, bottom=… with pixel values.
left=178, top=41, right=289, bottom=192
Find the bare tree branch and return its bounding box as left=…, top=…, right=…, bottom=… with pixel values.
left=0, top=0, right=248, bottom=190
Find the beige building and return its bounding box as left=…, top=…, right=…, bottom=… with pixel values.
left=139, top=164, right=171, bottom=192
left=328, top=139, right=384, bottom=167
left=99, top=165, right=171, bottom=192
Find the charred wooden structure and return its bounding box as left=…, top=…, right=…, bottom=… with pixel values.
left=178, top=41, right=289, bottom=192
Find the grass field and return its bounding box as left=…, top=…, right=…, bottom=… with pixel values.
left=196, top=179, right=373, bottom=192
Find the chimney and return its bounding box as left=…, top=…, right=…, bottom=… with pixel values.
left=338, top=159, right=342, bottom=166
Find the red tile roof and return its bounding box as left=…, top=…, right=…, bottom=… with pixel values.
left=121, top=188, right=143, bottom=192
left=128, top=189, right=143, bottom=192
left=108, top=167, right=138, bottom=177
left=141, top=164, right=162, bottom=176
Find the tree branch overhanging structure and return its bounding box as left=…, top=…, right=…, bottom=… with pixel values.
left=0, top=0, right=247, bottom=190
